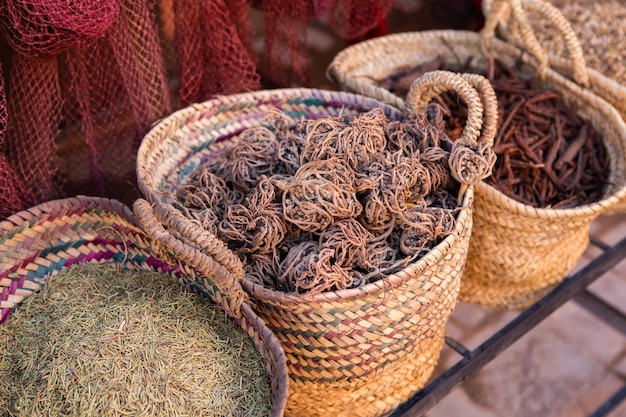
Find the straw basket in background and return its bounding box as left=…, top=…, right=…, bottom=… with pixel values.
left=482, top=0, right=626, bottom=119
left=0, top=195, right=289, bottom=417
left=481, top=0, right=626, bottom=213
left=327, top=22, right=626, bottom=309
left=133, top=75, right=496, bottom=417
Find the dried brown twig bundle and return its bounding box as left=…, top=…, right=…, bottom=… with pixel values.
left=281, top=159, right=362, bottom=233
left=300, top=109, right=387, bottom=170
left=175, top=167, right=240, bottom=234
left=228, top=126, right=279, bottom=192
left=386, top=104, right=451, bottom=156
left=319, top=218, right=371, bottom=269
left=175, top=104, right=481, bottom=294
left=277, top=242, right=354, bottom=294
left=399, top=207, right=457, bottom=256
left=358, top=150, right=432, bottom=230
left=219, top=201, right=286, bottom=255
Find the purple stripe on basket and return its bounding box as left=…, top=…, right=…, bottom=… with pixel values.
left=9, top=277, right=24, bottom=293
left=0, top=252, right=40, bottom=279
left=1, top=309, right=9, bottom=324
left=145, top=256, right=179, bottom=274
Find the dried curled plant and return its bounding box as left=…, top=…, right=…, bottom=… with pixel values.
left=319, top=218, right=371, bottom=269
left=449, top=138, right=497, bottom=185
left=282, top=178, right=362, bottom=233
left=299, top=115, right=347, bottom=163
left=176, top=166, right=241, bottom=234
left=358, top=151, right=431, bottom=230
left=386, top=104, right=448, bottom=156
left=219, top=202, right=286, bottom=255
left=244, top=252, right=282, bottom=289
left=277, top=242, right=354, bottom=294
left=293, top=157, right=355, bottom=189
left=334, top=108, right=387, bottom=170
left=174, top=102, right=493, bottom=295
left=228, top=126, right=279, bottom=192
left=399, top=206, right=457, bottom=256
left=272, top=133, right=305, bottom=176
left=266, top=108, right=306, bottom=176
left=420, top=147, right=455, bottom=191
left=300, top=109, right=386, bottom=170
left=280, top=159, right=362, bottom=233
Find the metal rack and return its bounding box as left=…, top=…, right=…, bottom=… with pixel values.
left=389, top=235, right=626, bottom=417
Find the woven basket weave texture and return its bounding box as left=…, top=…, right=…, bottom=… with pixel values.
left=0, top=195, right=289, bottom=417
left=481, top=0, right=626, bottom=213
left=327, top=29, right=626, bottom=309
left=133, top=84, right=490, bottom=417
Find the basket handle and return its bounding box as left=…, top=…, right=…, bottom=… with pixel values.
left=482, top=0, right=590, bottom=87
left=133, top=198, right=248, bottom=319
left=405, top=70, right=498, bottom=185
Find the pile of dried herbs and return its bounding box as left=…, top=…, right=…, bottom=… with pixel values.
left=176, top=106, right=492, bottom=294
left=379, top=57, right=610, bottom=209
left=0, top=264, right=271, bottom=417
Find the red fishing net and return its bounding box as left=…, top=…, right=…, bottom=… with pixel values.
left=0, top=0, right=395, bottom=219
left=328, top=0, right=392, bottom=41
left=173, top=0, right=260, bottom=105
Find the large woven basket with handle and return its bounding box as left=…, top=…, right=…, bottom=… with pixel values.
left=482, top=0, right=626, bottom=118
left=327, top=18, right=626, bottom=309
left=481, top=0, right=626, bottom=214
left=0, top=195, right=289, bottom=417
left=134, top=78, right=496, bottom=417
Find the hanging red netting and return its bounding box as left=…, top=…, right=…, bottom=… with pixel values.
left=256, top=0, right=312, bottom=87
left=327, top=0, right=392, bottom=41
left=0, top=61, right=26, bottom=218
left=4, top=54, right=62, bottom=208
left=172, top=0, right=260, bottom=105
left=60, top=0, right=171, bottom=200
left=255, top=0, right=393, bottom=86
left=0, top=0, right=171, bottom=213
left=0, top=0, right=396, bottom=219
left=0, top=0, right=119, bottom=57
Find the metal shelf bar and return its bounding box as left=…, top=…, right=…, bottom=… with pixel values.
left=588, top=384, right=626, bottom=417
left=573, top=290, right=626, bottom=337
left=390, top=235, right=626, bottom=417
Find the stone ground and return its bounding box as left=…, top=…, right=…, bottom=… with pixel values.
left=251, top=1, right=626, bottom=415
left=424, top=212, right=626, bottom=417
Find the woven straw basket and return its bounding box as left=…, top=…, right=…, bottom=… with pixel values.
left=328, top=27, right=626, bottom=309
left=481, top=0, right=626, bottom=213
left=134, top=81, right=496, bottom=417
left=482, top=0, right=626, bottom=118
left=0, top=195, right=289, bottom=417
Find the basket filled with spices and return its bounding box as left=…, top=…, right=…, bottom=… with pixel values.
left=0, top=196, right=288, bottom=417
left=480, top=0, right=626, bottom=213
left=327, top=8, right=626, bottom=309
left=482, top=0, right=626, bottom=121
left=134, top=75, right=497, bottom=417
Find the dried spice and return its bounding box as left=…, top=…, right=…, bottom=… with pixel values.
left=0, top=264, right=271, bottom=417
left=379, top=58, right=610, bottom=208
left=176, top=105, right=478, bottom=294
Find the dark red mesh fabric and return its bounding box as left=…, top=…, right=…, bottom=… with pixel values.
left=5, top=54, right=62, bottom=207
left=0, top=0, right=394, bottom=219
left=258, top=0, right=311, bottom=87
left=0, top=0, right=119, bottom=56
left=312, top=0, right=336, bottom=18
left=0, top=61, right=27, bottom=218
left=0, top=61, right=6, bottom=147
left=328, top=0, right=392, bottom=40
left=60, top=0, right=170, bottom=201
left=173, top=0, right=260, bottom=105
